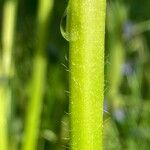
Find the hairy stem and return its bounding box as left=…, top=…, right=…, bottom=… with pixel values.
left=68, top=0, right=106, bottom=149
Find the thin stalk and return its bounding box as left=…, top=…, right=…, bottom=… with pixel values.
left=106, top=2, right=129, bottom=149
left=0, top=0, right=17, bottom=150
left=106, top=1, right=128, bottom=111
left=108, top=41, right=125, bottom=97
left=22, top=0, right=53, bottom=150
left=68, top=0, right=106, bottom=149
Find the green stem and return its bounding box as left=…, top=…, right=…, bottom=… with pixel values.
left=0, top=0, right=17, bottom=150
left=22, top=55, right=47, bottom=150
left=108, top=42, right=125, bottom=97
left=22, top=0, right=53, bottom=150
left=68, top=0, right=106, bottom=149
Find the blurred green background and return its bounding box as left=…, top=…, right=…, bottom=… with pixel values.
left=0, top=0, right=150, bottom=149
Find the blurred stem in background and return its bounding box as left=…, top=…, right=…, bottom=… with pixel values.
left=106, top=1, right=150, bottom=149
left=22, top=0, right=53, bottom=150
left=0, top=0, right=18, bottom=150
left=106, top=1, right=128, bottom=149
left=107, top=1, right=127, bottom=102
left=68, top=0, right=106, bottom=149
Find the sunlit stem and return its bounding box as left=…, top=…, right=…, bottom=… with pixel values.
left=68, top=0, right=106, bottom=149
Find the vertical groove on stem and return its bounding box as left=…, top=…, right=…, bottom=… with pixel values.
left=68, top=0, right=106, bottom=149
left=0, top=0, right=17, bottom=150
left=22, top=0, right=53, bottom=150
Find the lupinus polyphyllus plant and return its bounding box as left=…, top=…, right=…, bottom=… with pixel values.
left=67, top=0, right=106, bottom=149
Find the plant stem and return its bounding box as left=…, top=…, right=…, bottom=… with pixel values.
left=0, top=0, right=17, bottom=150
left=22, top=0, right=53, bottom=150
left=68, top=0, right=106, bottom=149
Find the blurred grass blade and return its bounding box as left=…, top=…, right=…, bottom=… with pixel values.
left=0, top=0, right=18, bottom=150
left=22, top=0, right=54, bottom=150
